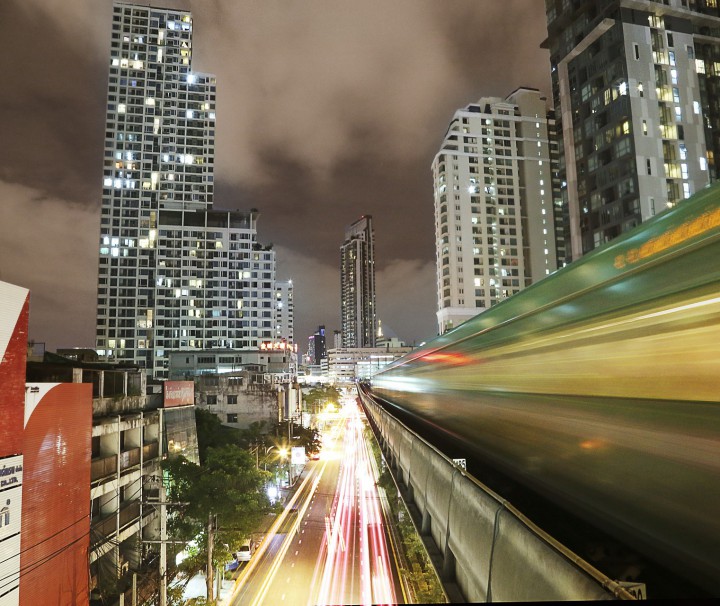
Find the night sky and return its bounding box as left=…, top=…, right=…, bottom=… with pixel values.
left=0, top=0, right=551, bottom=352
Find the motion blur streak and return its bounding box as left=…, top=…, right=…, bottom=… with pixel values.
left=229, top=462, right=325, bottom=606
left=371, top=183, right=720, bottom=593
left=316, top=401, right=397, bottom=606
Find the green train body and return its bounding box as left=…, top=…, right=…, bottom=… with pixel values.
left=372, top=183, right=720, bottom=593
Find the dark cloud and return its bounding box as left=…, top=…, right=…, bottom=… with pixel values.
left=0, top=0, right=550, bottom=350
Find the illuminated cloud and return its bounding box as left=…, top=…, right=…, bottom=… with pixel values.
left=1, top=0, right=550, bottom=346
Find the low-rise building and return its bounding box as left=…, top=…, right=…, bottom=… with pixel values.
left=169, top=349, right=301, bottom=428
left=26, top=355, right=198, bottom=606
left=327, top=344, right=413, bottom=383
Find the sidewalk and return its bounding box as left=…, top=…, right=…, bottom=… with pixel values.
left=180, top=572, right=236, bottom=605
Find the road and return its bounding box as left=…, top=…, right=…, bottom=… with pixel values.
left=226, top=398, right=403, bottom=606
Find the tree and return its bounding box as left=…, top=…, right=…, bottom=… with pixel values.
left=163, top=444, right=271, bottom=601
left=302, top=385, right=340, bottom=414
left=194, top=408, right=243, bottom=463
left=266, top=420, right=321, bottom=456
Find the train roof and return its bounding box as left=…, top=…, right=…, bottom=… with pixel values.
left=386, top=182, right=720, bottom=370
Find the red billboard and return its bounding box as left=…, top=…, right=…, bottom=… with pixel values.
left=0, top=281, right=29, bottom=458
left=0, top=281, right=29, bottom=605
left=164, top=380, right=195, bottom=407
left=20, top=383, right=92, bottom=606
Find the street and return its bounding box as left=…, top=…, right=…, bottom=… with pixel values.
left=226, top=398, right=403, bottom=606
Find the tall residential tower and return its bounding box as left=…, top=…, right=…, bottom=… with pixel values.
left=432, top=88, right=561, bottom=334
left=96, top=2, right=276, bottom=377
left=340, top=215, right=377, bottom=347
left=544, top=0, right=720, bottom=260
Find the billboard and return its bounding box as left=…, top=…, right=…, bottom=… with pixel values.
left=163, top=380, right=195, bottom=407
left=0, top=280, right=29, bottom=605
left=20, top=383, right=92, bottom=606
left=0, top=281, right=29, bottom=458
left=0, top=457, right=22, bottom=606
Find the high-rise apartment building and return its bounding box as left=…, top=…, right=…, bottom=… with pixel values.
left=432, top=88, right=560, bottom=334
left=274, top=280, right=294, bottom=348
left=544, top=0, right=720, bottom=260
left=96, top=2, right=276, bottom=378
left=340, top=215, right=377, bottom=347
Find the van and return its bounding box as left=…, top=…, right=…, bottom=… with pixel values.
left=236, top=539, right=254, bottom=562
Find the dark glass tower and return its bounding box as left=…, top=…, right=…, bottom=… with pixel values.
left=340, top=216, right=377, bottom=348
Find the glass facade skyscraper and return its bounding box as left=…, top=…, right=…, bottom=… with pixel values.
left=340, top=216, right=377, bottom=348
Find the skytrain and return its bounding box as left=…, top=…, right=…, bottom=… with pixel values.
left=371, top=183, right=720, bottom=593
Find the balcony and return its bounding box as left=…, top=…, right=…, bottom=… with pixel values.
left=143, top=441, right=159, bottom=463
left=91, top=454, right=118, bottom=483
left=119, top=499, right=141, bottom=531
left=119, top=447, right=141, bottom=472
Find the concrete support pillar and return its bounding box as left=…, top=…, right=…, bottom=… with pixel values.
left=442, top=546, right=456, bottom=582
left=421, top=509, right=431, bottom=536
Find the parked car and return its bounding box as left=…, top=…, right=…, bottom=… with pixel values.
left=236, top=539, right=254, bottom=562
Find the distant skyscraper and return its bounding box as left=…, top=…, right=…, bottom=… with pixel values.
left=340, top=216, right=377, bottom=347
left=96, top=2, right=276, bottom=377
left=544, top=0, right=718, bottom=260
left=432, top=88, right=560, bottom=334
left=307, top=325, right=327, bottom=366
left=274, top=280, right=294, bottom=348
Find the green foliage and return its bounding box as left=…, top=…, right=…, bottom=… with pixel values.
left=163, top=444, right=271, bottom=578
left=195, top=409, right=243, bottom=463
left=302, top=385, right=341, bottom=413
left=266, top=420, right=321, bottom=456
left=364, top=426, right=447, bottom=603
left=238, top=421, right=269, bottom=449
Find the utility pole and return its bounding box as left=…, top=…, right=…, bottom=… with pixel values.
left=207, top=513, right=215, bottom=603
left=159, top=482, right=167, bottom=606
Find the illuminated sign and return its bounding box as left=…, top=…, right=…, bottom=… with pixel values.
left=164, top=381, right=195, bottom=407
left=291, top=446, right=306, bottom=465
left=614, top=205, right=720, bottom=269
left=259, top=341, right=295, bottom=352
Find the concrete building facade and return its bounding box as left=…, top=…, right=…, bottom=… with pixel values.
left=432, top=88, right=560, bottom=334
left=95, top=2, right=277, bottom=378
left=544, top=0, right=720, bottom=260
left=327, top=345, right=413, bottom=384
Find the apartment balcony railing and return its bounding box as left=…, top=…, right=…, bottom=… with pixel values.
left=143, top=441, right=159, bottom=462
left=119, top=447, right=141, bottom=472
left=119, top=499, right=141, bottom=531
left=91, top=454, right=118, bottom=483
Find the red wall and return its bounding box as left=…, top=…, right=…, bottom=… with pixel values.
left=20, top=383, right=92, bottom=606
left=0, top=288, right=28, bottom=458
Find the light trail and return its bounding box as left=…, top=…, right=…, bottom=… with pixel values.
left=230, top=398, right=398, bottom=606
left=315, top=398, right=398, bottom=606
left=228, top=459, right=326, bottom=606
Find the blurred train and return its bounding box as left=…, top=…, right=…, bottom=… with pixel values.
left=371, top=183, right=720, bottom=593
